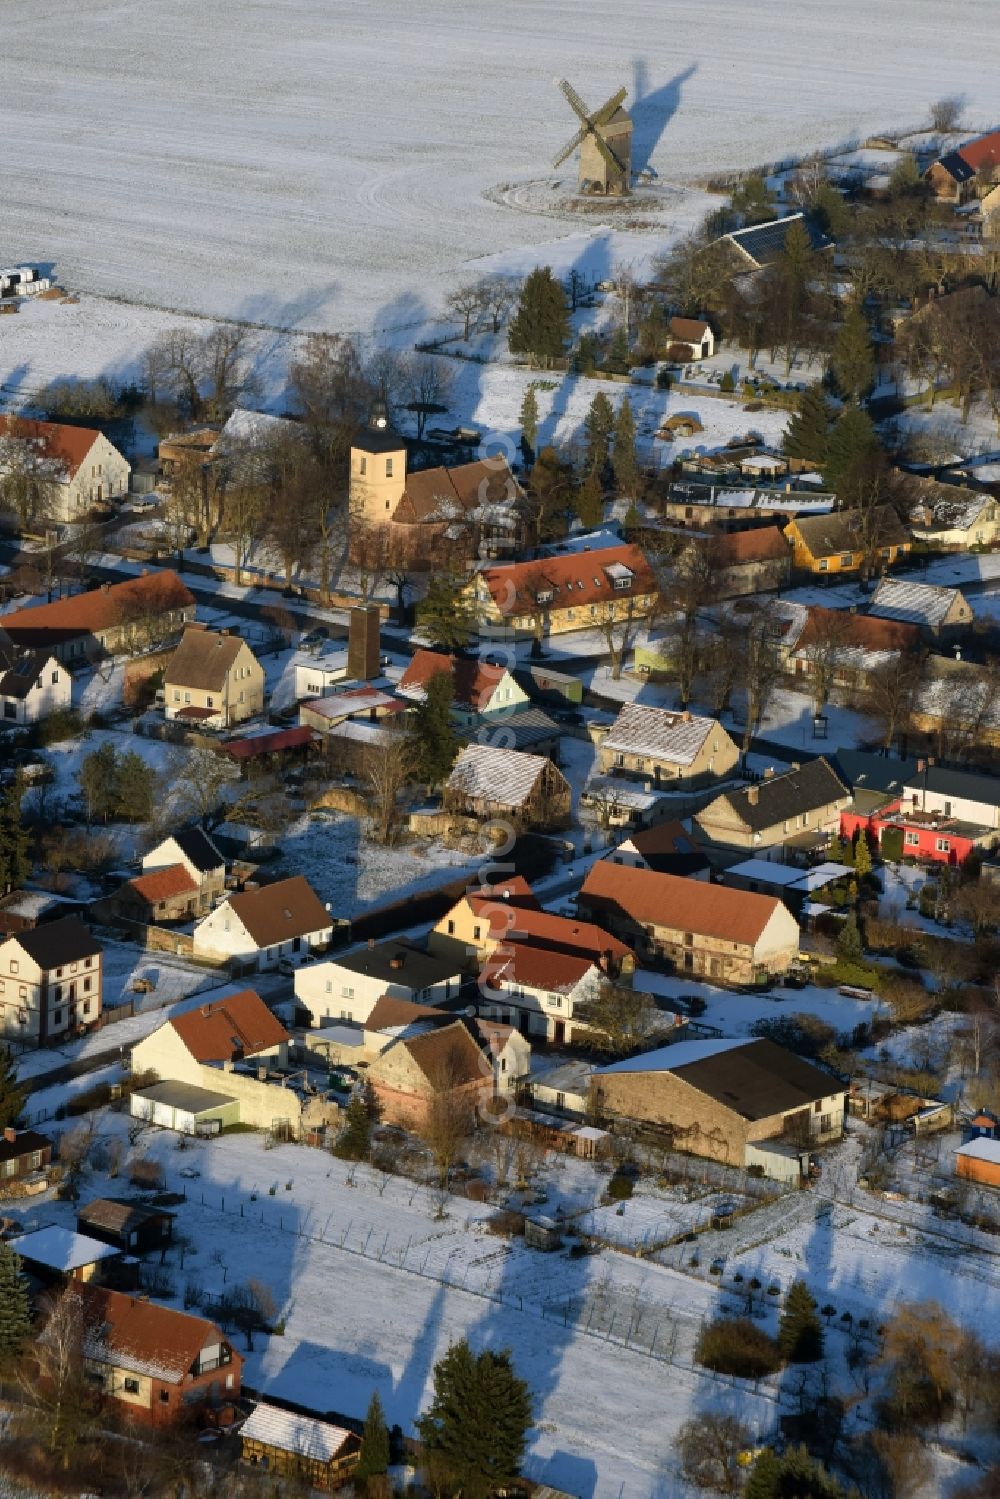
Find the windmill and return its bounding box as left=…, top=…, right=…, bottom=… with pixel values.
left=552, top=78, right=633, bottom=197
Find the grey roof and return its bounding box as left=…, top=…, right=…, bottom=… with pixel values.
left=724, top=213, right=831, bottom=268
left=353, top=423, right=406, bottom=455
left=334, top=937, right=462, bottom=988
left=170, top=826, right=225, bottom=873
left=869, top=578, right=964, bottom=629
left=828, top=750, right=919, bottom=797
left=446, top=742, right=553, bottom=808
left=601, top=703, right=719, bottom=767
left=6, top=916, right=100, bottom=968
left=709, top=757, right=849, bottom=833
left=598, top=1037, right=839, bottom=1120
left=905, top=764, right=1000, bottom=809
left=461, top=708, right=561, bottom=753
left=132, top=1080, right=237, bottom=1114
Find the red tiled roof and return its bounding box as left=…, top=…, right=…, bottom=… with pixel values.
left=170, top=989, right=289, bottom=1062
left=580, top=860, right=787, bottom=946
left=713, top=527, right=789, bottom=567
left=468, top=899, right=632, bottom=963
left=628, top=819, right=702, bottom=858
left=174, top=705, right=218, bottom=722
left=465, top=877, right=540, bottom=915
left=958, top=130, right=1000, bottom=174
left=75, top=1284, right=234, bottom=1385
left=0, top=415, right=102, bottom=481
left=126, top=864, right=197, bottom=905
left=2, top=571, right=196, bottom=647
left=400, top=648, right=508, bottom=710
left=478, top=544, right=655, bottom=618
left=486, top=942, right=595, bottom=994
left=394, top=457, right=523, bottom=525
left=796, top=606, right=919, bottom=654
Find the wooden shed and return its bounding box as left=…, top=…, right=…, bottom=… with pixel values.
left=956, top=1137, right=1000, bottom=1189
left=76, top=1197, right=175, bottom=1255
left=240, top=1402, right=360, bottom=1490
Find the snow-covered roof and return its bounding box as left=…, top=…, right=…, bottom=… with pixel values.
left=598, top=1038, right=749, bottom=1074
left=601, top=703, right=717, bottom=767
left=11, top=1226, right=121, bottom=1271
left=446, top=742, right=550, bottom=808
left=240, top=1402, right=354, bottom=1462
left=956, top=1137, right=1000, bottom=1163
left=869, top=577, right=961, bottom=629
left=582, top=775, right=661, bottom=811
left=215, top=407, right=302, bottom=452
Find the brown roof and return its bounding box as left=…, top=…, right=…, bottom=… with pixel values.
left=787, top=506, right=910, bottom=559
left=365, top=994, right=447, bottom=1032
left=669, top=317, right=711, bottom=342
left=165, top=626, right=250, bottom=692
left=400, top=649, right=508, bottom=710
left=400, top=1020, right=486, bottom=1088
left=580, top=860, right=787, bottom=946
left=796, top=605, right=919, bottom=655
left=2, top=571, right=196, bottom=648
left=170, top=988, right=289, bottom=1062
left=486, top=942, right=596, bottom=994
left=224, top=875, right=331, bottom=948
left=394, top=457, right=523, bottom=525
left=713, top=527, right=789, bottom=567
left=77, top=1198, right=173, bottom=1236
left=76, top=1284, right=233, bottom=1385
left=125, top=864, right=198, bottom=906
left=0, top=415, right=104, bottom=481
left=6, top=915, right=100, bottom=969
left=478, top=544, right=656, bottom=617
left=627, top=819, right=700, bottom=858
left=465, top=877, right=540, bottom=913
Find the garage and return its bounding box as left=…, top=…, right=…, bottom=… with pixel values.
left=130, top=1081, right=239, bottom=1135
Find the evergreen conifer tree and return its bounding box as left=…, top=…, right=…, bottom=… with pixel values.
left=622, top=497, right=641, bottom=531
left=355, top=1390, right=391, bottom=1490
left=518, top=385, right=539, bottom=455
left=612, top=397, right=639, bottom=496
left=830, top=306, right=875, bottom=403
left=0, top=1046, right=26, bottom=1132
left=854, top=832, right=873, bottom=877
left=417, top=1339, right=532, bottom=1499
left=335, top=1095, right=372, bottom=1161
left=410, top=671, right=458, bottom=789
left=744, top=1447, right=782, bottom=1499
left=836, top=910, right=863, bottom=962
left=575, top=467, right=604, bottom=529
left=746, top=1444, right=846, bottom=1499
left=0, top=1243, right=31, bottom=1372
left=79, top=741, right=120, bottom=824
left=778, top=1279, right=824, bottom=1363
left=783, top=384, right=832, bottom=464
left=0, top=774, right=30, bottom=897
left=827, top=833, right=846, bottom=864
left=823, top=406, right=879, bottom=496
left=416, top=573, right=477, bottom=652
left=583, top=392, right=615, bottom=474
left=507, top=268, right=570, bottom=368
left=115, top=750, right=156, bottom=822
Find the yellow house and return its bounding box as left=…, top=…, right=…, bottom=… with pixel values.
left=164, top=625, right=265, bottom=728
left=784, top=506, right=911, bottom=576
left=469, top=543, right=657, bottom=639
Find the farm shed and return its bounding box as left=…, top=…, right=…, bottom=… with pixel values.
left=956, top=1136, right=1000, bottom=1188
left=240, top=1401, right=360, bottom=1490
left=130, top=1080, right=239, bottom=1135
left=9, top=1225, right=122, bottom=1286
left=76, top=1198, right=175, bottom=1254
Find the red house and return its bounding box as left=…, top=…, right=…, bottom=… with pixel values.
left=840, top=800, right=986, bottom=867
left=75, top=1285, right=242, bottom=1427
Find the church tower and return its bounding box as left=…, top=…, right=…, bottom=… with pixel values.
left=349, top=401, right=407, bottom=525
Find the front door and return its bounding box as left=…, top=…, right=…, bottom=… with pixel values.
left=553, top=1020, right=566, bottom=1045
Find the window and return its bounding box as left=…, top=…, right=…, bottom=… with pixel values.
left=905, top=832, right=919, bottom=847
left=447, top=919, right=455, bottom=935
left=473, top=925, right=481, bottom=940
left=839, top=552, right=852, bottom=567
left=9, top=961, right=17, bottom=976
left=206, top=696, right=214, bottom=708
left=340, top=986, right=354, bottom=999
left=173, top=690, right=180, bottom=702
left=820, top=1113, right=832, bottom=1133
left=814, top=1100, right=822, bottom=1114
left=936, top=838, right=950, bottom=853
left=385, top=457, right=393, bottom=478
left=818, top=559, right=828, bottom=572
left=124, top=1377, right=140, bottom=1395
left=683, top=932, right=693, bottom=947
left=54, top=1011, right=63, bottom=1027
left=83, top=1002, right=91, bottom=1017
left=159, top=1390, right=170, bottom=1404
left=359, top=455, right=367, bottom=475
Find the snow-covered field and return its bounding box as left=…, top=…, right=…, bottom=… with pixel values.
left=2, top=0, right=998, bottom=344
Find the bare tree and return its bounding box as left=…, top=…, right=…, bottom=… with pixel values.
left=799, top=608, right=854, bottom=714
left=479, top=276, right=519, bottom=334
left=170, top=746, right=241, bottom=824
left=0, top=423, right=61, bottom=531
left=866, top=651, right=922, bottom=753
left=738, top=601, right=783, bottom=756
left=17, top=1288, right=96, bottom=1467
left=930, top=96, right=963, bottom=132
left=421, top=1051, right=476, bottom=1205
left=402, top=353, right=454, bottom=438
left=200, top=324, right=257, bottom=421
left=447, top=282, right=487, bottom=341
left=364, top=724, right=413, bottom=846
left=593, top=597, right=640, bottom=680
left=289, top=332, right=371, bottom=463
left=577, top=980, right=656, bottom=1058
left=676, top=1413, right=752, bottom=1494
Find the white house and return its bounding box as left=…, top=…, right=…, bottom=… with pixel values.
left=478, top=942, right=605, bottom=1045
left=192, top=875, right=332, bottom=971
left=667, top=317, right=715, bottom=360
left=0, top=633, right=70, bottom=725
left=142, top=827, right=226, bottom=913
left=398, top=649, right=529, bottom=727
left=0, top=918, right=102, bottom=1046
left=0, top=416, right=131, bottom=523
left=902, top=766, right=1000, bottom=832
left=294, top=938, right=464, bottom=1027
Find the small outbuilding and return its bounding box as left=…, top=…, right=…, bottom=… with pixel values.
left=76, top=1198, right=175, bottom=1254
left=130, top=1080, right=239, bottom=1136
left=9, top=1225, right=123, bottom=1285
left=956, top=1136, right=1000, bottom=1188
left=240, top=1402, right=361, bottom=1491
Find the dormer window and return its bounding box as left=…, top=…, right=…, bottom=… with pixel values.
left=536, top=589, right=554, bottom=605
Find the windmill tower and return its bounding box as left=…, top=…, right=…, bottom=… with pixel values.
left=552, top=78, right=632, bottom=196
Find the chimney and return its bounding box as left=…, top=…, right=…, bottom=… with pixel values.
left=389, top=954, right=404, bottom=970
left=100, top=582, right=111, bottom=594
left=747, top=785, right=759, bottom=805
left=348, top=605, right=381, bottom=682
left=682, top=711, right=692, bottom=723
left=368, top=937, right=375, bottom=950
left=791, top=761, right=801, bottom=771
left=3, top=1127, right=16, bottom=1144
left=763, top=767, right=775, bottom=780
